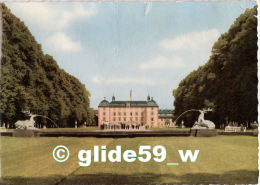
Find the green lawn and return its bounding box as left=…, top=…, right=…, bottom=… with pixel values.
left=0, top=136, right=258, bottom=185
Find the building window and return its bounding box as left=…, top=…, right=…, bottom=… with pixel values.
left=141, top=112, right=144, bottom=116
left=113, top=112, right=116, bottom=116
left=135, top=112, right=138, bottom=116
left=135, top=117, right=138, bottom=121
left=151, top=112, right=154, bottom=115
left=141, top=117, right=144, bottom=121
left=103, top=112, right=106, bottom=116
left=151, top=118, right=154, bottom=121
left=124, top=112, right=126, bottom=116
left=130, top=112, right=132, bottom=116
left=119, top=117, right=121, bottom=121
left=103, top=117, right=105, bottom=121
left=151, top=107, right=154, bottom=110
left=130, top=118, right=132, bottom=121
left=124, top=118, right=126, bottom=121
left=118, top=112, right=121, bottom=116
left=113, top=118, right=116, bottom=121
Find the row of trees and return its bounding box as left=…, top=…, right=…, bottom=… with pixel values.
left=1, top=4, right=96, bottom=127
left=173, top=6, right=257, bottom=128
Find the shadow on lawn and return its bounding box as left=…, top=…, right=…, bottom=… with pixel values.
left=0, top=170, right=258, bottom=185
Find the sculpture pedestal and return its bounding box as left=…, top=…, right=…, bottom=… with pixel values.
left=190, top=129, right=217, bottom=137
left=13, top=130, right=40, bottom=137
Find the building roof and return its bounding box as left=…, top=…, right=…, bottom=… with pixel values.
left=98, top=97, right=159, bottom=107
left=99, top=99, right=109, bottom=107
left=159, top=109, right=174, bottom=119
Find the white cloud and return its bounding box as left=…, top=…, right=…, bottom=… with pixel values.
left=139, top=56, right=185, bottom=70
left=46, top=32, right=82, bottom=53
left=159, top=29, right=220, bottom=51
left=8, top=3, right=97, bottom=31
left=7, top=3, right=98, bottom=54
left=143, top=29, right=221, bottom=70
left=92, top=76, right=155, bottom=86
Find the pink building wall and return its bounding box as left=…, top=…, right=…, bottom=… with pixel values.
left=158, top=118, right=174, bottom=127
left=98, top=105, right=159, bottom=127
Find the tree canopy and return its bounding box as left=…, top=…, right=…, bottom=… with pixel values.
left=173, top=6, right=257, bottom=128
left=1, top=3, right=95, bottom=127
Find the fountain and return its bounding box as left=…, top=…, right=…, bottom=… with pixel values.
left=174, top=108, right=217, bottom=137
left=13, top=110, right=58, bottom=137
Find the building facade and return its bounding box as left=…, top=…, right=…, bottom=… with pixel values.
left=98, top=95, right=160, bottom=127
left=158, top=109, right=174, bottom=127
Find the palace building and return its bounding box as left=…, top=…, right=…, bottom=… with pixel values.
left=98, top=95, right=173, bottom=128
left=158, top=109, right=174, bottom=127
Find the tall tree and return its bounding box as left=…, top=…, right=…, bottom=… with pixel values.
left=1, top=3, right=95, bottom=127
left=173, top=6, right=257, bottom=128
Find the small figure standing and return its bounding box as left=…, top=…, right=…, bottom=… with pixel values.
left=181, top=120, right=185, bottom=128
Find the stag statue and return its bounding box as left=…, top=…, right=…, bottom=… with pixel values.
left=15, top=111, right=39, bottom=130
left=192, top=108, right=215, bottom=129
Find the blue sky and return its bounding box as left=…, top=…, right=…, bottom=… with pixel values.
left=7, top=1, right=256, bottom=109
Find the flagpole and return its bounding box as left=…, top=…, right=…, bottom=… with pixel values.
left=130, top=89, right=132, bottom=101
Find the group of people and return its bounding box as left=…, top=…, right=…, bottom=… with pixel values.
left=100, top=123, right=147, bottom=130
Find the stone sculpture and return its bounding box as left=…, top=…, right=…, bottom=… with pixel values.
left=15, top=111, right=39, bottom=130
left=192, top=108, right=215, bottom=129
